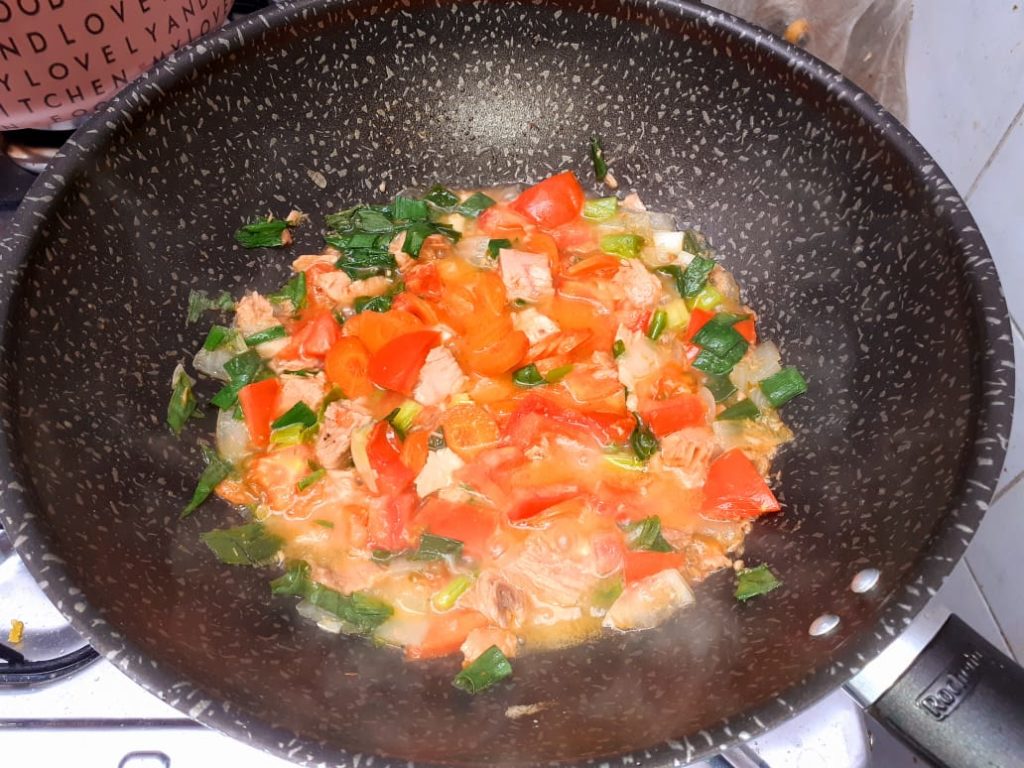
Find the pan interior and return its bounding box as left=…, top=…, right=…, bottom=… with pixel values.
left=1, top=0, right=1000, bottom=764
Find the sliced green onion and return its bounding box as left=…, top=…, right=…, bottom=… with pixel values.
left=392, top=195, right=429, bottom=221
left=181, top=445, right=233, bottom=518
left=211, top=350, right=268, bottom=410
left=270, top=423, right=306, bottom=446
left=646, top=309, right=668, bottom=341
left=622, top=516, right=673, bottom=552
left=234, top=218, right=289, bottom=248
left=592, top=577, right=624, bottom=608
left=512, top=363, right=546, bottom=388
left=717, top=399, right=760, bottom=421
left=202, top=325, right=234, bottom=351
left=603, top=452, right=648, bottom=472
left=244, top=325, right=288, bottom=347
left=305, top=584, right=393, bottom=633
left=655, top=265, right=686, bottom=297
left=272, top=402, right=318, bottom=430
left=544, top=364, right=574, bottom=383
left=371, top=548, right=405, bottom=563
left=689, top=284, right=724, bottom=312
left=354, top=294, right=393, bottom=313
left=201, top=522, right=282, bottom=566
left=600, top=233, right=644, bottom=259
left=314, top=519, right=335, bottom=529
left=629, top=414, right=659, bottom=462
left=703, top=374, right=737, bottom=403
left=452, top=645, right=513, bottom=694
left=270, top=561, right=311, bottom=596
left=486, top=238, right=512, bottom=260
left=692, top=339, right=749, bottom=376
left=186, top=289, right=234, bottom=324
left=297, top=468, right=327, bottom=492
left=423, top=184, right=459, bottom=209
left=683, top=229, right=711, bottom=257
left=760, top=367, right=808, bottom=407
left=167, top=364, right=198, bottom=437
left=268, top=272, right=307, bottom=312
left=681, top=255, right=716, bottom=298
left=412, top=533, right=464, bottom=561
left=663, top=298, right=690, bottom=331
left=388, top=400, right=423, bottom=437
left=402, top=221, right=434, bottom=258
left=735, top=564, right=781, bottom=601
left=431, top=574, right=474, bottom=612
left=583, top=196, right=617, bottom=221
left=692, top=314, right=744, bottom=356
left=612, top=339, right=626, bottom=358
left=456, top=192, right=496, bottom=217
left=589, top=135, right=609, bottom=182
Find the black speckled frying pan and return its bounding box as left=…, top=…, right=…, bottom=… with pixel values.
left=0, top=1, right=1020, bottom=766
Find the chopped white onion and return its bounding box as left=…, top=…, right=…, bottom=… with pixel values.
left=215, top=408, right=252, bottom=464
left=730, top=341, right=782, bottom=393
left=646, top=210, right=677, bottom=231
left=455, top=235, right=494, bottom=268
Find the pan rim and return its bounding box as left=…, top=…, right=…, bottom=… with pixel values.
left=0, top=0, right=1013, bottom=765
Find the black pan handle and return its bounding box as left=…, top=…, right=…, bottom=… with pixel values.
left=0, top=642, right=100, bottom=686
left=867, top=614, right=1024, bottom=768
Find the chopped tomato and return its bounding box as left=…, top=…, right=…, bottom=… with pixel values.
left=441, top=403, right=500, bottom=460
left=641, top=394, right=707, bottom=437
left=368, top=490, right=416, bottom=551
left=400, top=430, right=430, bottom=476
left=405, top=610, right=489, bottom=660
left=734, top=317, right=757, bottom=344
left=624, top=550, right=686, bottom=583
left=391, top=292, right=440, bottom=325
left=403, top=261, right=443, bottom=300
left=285, top=310, right=341, bottom=359
left=366, top=421, right=416, bottom=491
left=700, top=449, right=780, bottom=521
left=511, top=171, right=585, bottom=228
left=565, top=253, right=621, bottom=277
left=524, top=329, right=590, bottom=363
left=415, top=498, right=500, bottom=560
left=506, top=485, right=579, bottom=521
left=550, top=217, right=595, bottom=251
left=684, top=308, right=714, bottom=342
left=215, top=477, right=257, bottom=506
left=367, top=330, right=440, bottom=396
left=476, top=204, right=530, bottom=239
left=343, top=309, right=423, bottom=354
left=502, top=394, right=634, bottom=447
left=324, top=336, right=373, bottom=399
left=237, top=377, right=281, bottom=449
left=520, top=230, right=560, bottom=273
left=460, top=329, right=529, bottom=376
left=417, top=233, right=456, bottom=261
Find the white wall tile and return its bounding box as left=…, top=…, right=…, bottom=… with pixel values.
left=966, top=479, right=1024, bottom=660
left=997, top=322, right=1024, bottom=492
left=936, top=560, right=1012, bottom=656
left=905, top=1, right=1024, bottom=193
left=965, top=106, right=1024, bottom=325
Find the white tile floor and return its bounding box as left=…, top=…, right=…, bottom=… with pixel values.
left=904, top=0, right=1024, bottom=665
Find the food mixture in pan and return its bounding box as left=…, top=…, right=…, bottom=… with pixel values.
left=172, top=168, right=806, bottom=693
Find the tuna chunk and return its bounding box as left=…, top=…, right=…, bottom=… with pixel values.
left=461, top=627, right=519, bottom=665
left=315, top=401, right=373, bottom=469
left=234, top=292, right=277, bottom=336
left=603, top=569, right=694, bottom=631
left=278, top=372, right=326, bottom=414
left=412, top=346, right=466, bottom=406
left=654, top=426, right=715, bottom=488
left=498, top=249, right=554, bottom=303
left=511, top=307, right=560, bottom=345
left=414, top=447, right=464, bottom=498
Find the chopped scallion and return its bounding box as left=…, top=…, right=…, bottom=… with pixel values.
left=622, top=516, right=673, bottom=552
left=683, top=229, right=712, bottom=258
left=704, top=374, right=738, bottom=403
left=544, top=364, right=573, bottom=383
left=452, top=645, right=513, bottom=694
left=600, top=233, right=644, bottom=259
left=271, top=402, right=318, bottom=430
left=244, top=325, right=288, bottom=347
left=186, top=289, right=234, bottom=324
left=735, top=564, right=781, bottom=601
left=401, top=221, right=433, bottom=258
left=692, top=313, right=745, bottom=356
left=486, top=238, right=512, bottom=260
left=354, top=294, right=393, bottom=313
left=760, top=367, right=808, bottom=407
left=680, top=255, right=716, bottom=298
left=167, top=363, right=198, bottom=437
left=692, top=339, right=749, bottom=376
left=181, top=445, right=233, bottom=518
left=201, top=522, right=282, bottom=566
left=234, top=218, right=289, bottom=248
left=589, top=135, right=609, bottom=182
left=268, top=272, right=307, bottom=312
left=646, top=309, right=668, bottom=341
left=431, top=574, right=474, bottom=612
left=423, top=184, right=459, bottom=209
left=202, top=325, right=234, bottom=351
left=583, top=196, right=617, bottom=221
left=270, top=561, right=311, bottom=596
left=388, top=400, right=423, bottom=437
left=412, top=533, right=464, bottom=561
left=392, top=195, right=429, bottom=221
left=689, top=284, right=724, bottom=312
left=603, top=452, right=647, bottom=472
left=512, top=363, right=546, bottom=388
left=717, top=399, right=760, bottom=421
left=612, top=339, right=626, bottom=358
left=297, top=468, right=326, bottom=492
left=305, top=584, right=393, bottom=633
left=456, top=192, right=496, bottom=217
left=629, top=414, right=659, bottom=462
left=270, top=422, right=306, bottom=446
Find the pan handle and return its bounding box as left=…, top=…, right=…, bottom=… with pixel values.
left=849, top=611, right=1024, bottom=768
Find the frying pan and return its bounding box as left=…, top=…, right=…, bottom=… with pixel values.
left=0, top=1, right=1019, bottom=766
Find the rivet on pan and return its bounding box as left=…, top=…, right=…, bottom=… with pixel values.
left=850, top=568, right=880, bottom=593
left=809, top=613, right=841, bottom=637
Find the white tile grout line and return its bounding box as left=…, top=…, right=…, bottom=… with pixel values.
left=965, top=98, right=1024, bottom=200
left=964, top=556, right=1020, bottom=662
